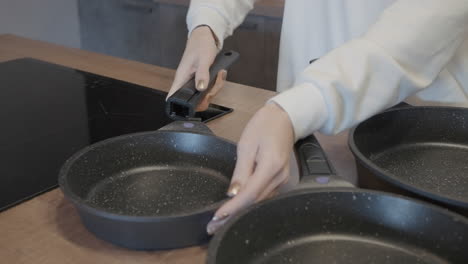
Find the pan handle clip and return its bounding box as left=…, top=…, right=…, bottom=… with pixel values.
left=294, top=135, right=353, bottom=189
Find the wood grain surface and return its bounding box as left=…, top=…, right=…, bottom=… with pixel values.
left=153, top=0, right=285, bottom=18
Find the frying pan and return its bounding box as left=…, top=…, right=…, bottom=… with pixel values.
left=207, top=135, right=468, bottom=264
left=59, top=51, right=239, bottom=250
left=59, top=120, right=235, bottom=249
left=349, top=105, right=468, bottom=215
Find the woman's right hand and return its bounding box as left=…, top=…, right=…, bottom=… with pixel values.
left=167, top=26, right=226, bottom=111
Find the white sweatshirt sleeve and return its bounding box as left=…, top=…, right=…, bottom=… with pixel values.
left=271, top=0, right=468, bottom=139
left=187, top=0, right=256, bottom=48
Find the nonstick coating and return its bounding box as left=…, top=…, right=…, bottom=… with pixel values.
left=59, top=130, right=236, bottom=249
left=350, top=107, right=468, bottom=209
left=61, top=130, right=235, bottom=216
left=86, top=165, right=229, bottom=216
left=207, top=189, right=468, bottom=264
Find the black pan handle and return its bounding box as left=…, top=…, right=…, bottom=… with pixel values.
left=293, top=135, right=353, bottom=189
left=309, top=58, right=319, bottom=64
left=166, top=51, right=240, bottom=121
left=158, top=121, right=214, bottom=136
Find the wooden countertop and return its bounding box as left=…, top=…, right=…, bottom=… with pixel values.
left=0, top=34, right=356, bottom=264
left=154, top=0, right=285, bottom=18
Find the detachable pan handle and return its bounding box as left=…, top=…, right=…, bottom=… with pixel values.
left=159, top=121, right=214, bottom=136
left=309, top=58, right=319, bottom=64
left=166, top=51, right=240, bottom=121
left=294, top=135, right=353, bottom=189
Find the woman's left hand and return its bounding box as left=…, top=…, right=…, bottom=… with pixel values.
left=207, top=102, right=295, bottom=234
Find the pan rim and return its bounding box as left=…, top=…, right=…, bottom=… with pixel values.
left=58, top=129, right=235, bottom=221
left=348, top=106, right=468, bottom=209
left=206, top=187, right=468, bottom=264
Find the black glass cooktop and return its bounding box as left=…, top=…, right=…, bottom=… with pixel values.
left=0, top=58, right=232, bottom=211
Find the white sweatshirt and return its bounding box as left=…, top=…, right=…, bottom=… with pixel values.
left=187, top=0, right=468, bottom=139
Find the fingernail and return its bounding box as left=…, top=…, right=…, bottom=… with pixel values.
left=166, top=90, right=174, bottom=100
left=211, top=212, right=229, bottom=222
left=221, top=70, right=227, bottom=81
left=227, top=182, right=241, bottom=197
left=207, top=226, right=215, bottom=235
left=196, top=80, right=205, bottom=91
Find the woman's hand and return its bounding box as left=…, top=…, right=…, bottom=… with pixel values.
left=167, top=26, right=226, bottom=112
left=207, top=102, right=295, bottom=234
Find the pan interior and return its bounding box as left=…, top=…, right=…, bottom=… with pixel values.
left=251, top=234, right=445, bottom=264
left=352, top=107, right=468, bottom=205
left=210, top=191, right=468, bottom=264
left=61, top=132, right=236, bottom=216
left=86, top=166, right=230, bottom=216
left=371, top=142, right=468, bottom=203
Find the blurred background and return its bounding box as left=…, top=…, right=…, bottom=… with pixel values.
left=0, top=0, right=284, bottom=91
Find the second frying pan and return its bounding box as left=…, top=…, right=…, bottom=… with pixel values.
left=207, top=135, right=468, bottom=264
left=349, top=106, right=468, bottom=215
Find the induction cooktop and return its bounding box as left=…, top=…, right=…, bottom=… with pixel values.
left=0, top=58, right=232, bottom=212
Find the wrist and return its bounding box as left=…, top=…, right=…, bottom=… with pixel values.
left=193, top=25, right=220, bottom=48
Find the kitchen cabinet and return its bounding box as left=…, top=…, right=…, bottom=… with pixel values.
left=157, top=3, right=188, bottom=69
left=79, top=0, right=161, bottom=64
left=264, top=18, right=282, bottom=91
left=0, top=0, right=81, bottom=49
left=223, top=15, right=282, bottom=91
left=223, top=16, right=266, bottom=90
left=79, top=0, right=282, bottom=91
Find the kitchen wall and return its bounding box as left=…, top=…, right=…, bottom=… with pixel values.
left=0, top=0, right=81, bottom=48
left=79, top=0, right=283, bottom=90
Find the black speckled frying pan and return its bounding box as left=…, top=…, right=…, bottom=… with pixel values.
left=207, top=135, right=468, bottom=264
left=349, top=106, right=468, bottom=215
left=59, top=50, right=240, bottom=250
left=59, top=121, right=236, bottom=249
